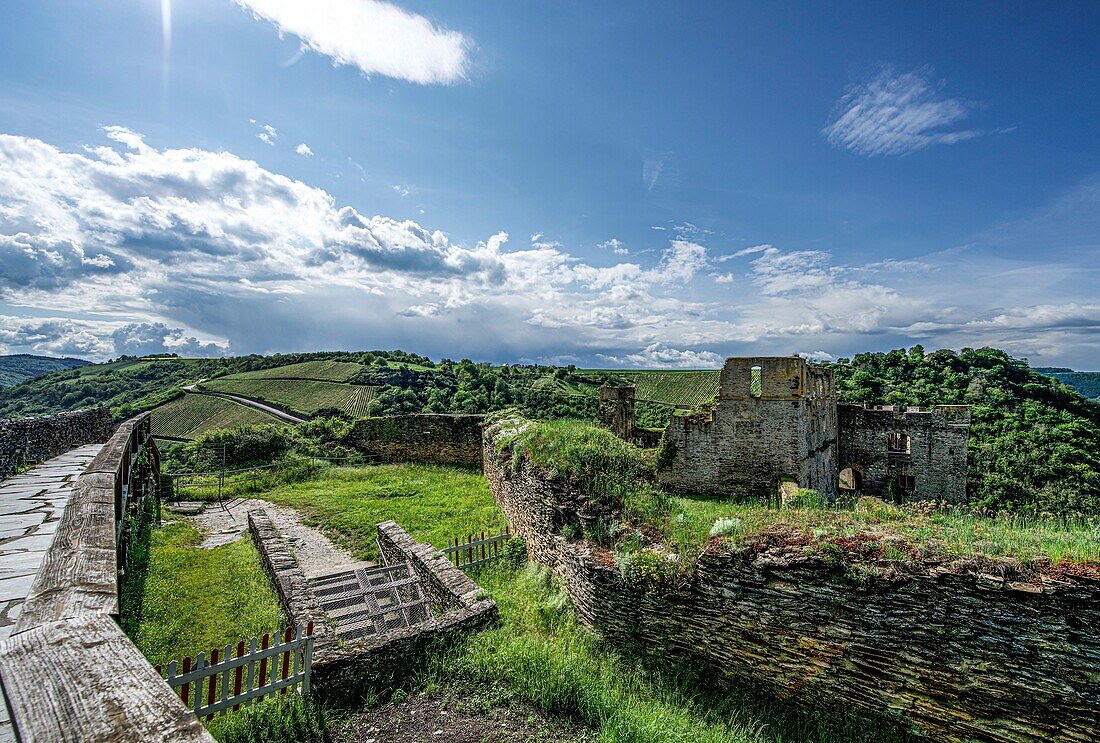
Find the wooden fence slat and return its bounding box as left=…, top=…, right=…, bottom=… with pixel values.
left=279, top=627, right=292, bottom=694
left=256, top=633, right=270, bottom=705
left=232, top=641, right=245, bottom=712
left=193, top=652, right=205, bottom=715
left=205, top=648, right=219, bottom=720
left=244, top=637, right=256, bottom=706
left=220, top=643, right=232, bottom=709
left=181, top=656, right=191, bottom=706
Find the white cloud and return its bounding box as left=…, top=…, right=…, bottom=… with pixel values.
left=253, top=122, right=278, bottom=146
left=613, top=343, right=723, bottom=369
left=823, top=66, right=983, bottom=156
left=1, top=127, right=1097, bottom=367
left=232, top=0, right=471, bottom=85
left=392, top=184, right=410, bottom=197
left=642, top=158, right=663, bottom=191
left=295, top=143, right=313, bottom=157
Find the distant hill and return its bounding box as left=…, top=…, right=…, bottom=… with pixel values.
left=0, top=354, right=89, bottom=388
left=1033, top=368, right=1100, bottom=400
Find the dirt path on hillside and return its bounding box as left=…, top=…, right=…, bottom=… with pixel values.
left=182, top=498, right=373, bottom=577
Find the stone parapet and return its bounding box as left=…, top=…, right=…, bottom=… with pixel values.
left=0, top=408, right=114, bottom=480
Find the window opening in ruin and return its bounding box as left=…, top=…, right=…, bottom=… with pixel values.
left=887, top=432, right=911, bottom=454
left=899, top=474, right=915, bottom=491
left=839, top=467, right=861, bottom=491
left=750, top=365, right=762, bottom=398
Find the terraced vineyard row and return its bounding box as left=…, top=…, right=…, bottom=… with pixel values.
left=150, top=393, right=284, bottom=440
left=624, top=370, right=720, bottom=408
left=230, top=359, right=364, bottom=382
left=199, top=378, right=379, bottom=416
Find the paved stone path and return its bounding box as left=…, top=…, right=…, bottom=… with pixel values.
left=0, top=444, right=103, bottom=641
left=0, top=443, right=102, bottom=742
left=181, top=497, right=373, bottom=578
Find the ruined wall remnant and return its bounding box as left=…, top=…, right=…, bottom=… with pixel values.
left=345, top=413, right=484, bottom=466
left=0, top=408, right=114, bottom=480
left=658, top=357, right=838, bottom=500
left=838, top=404, right=970, bottom=503
left=596, top=385, right=636, bottom=441
left=484, top=436, right=1099, bottom=743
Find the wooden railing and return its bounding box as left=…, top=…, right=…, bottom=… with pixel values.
left=158, top=623, right=314, bottom=720
left=442, top=527, right=512, bottom=570
left=0, top=411, right=213, bottom=742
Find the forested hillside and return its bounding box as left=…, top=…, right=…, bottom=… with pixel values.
left=0, top=354, right=88, bottom=388
left=1034, top=369, right=1100, bottom=400
left=830, top=347, right=1100, bottom=514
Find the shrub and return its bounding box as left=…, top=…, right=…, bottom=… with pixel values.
left=501, top=536, right=528, bottom=566
left=619, top=548, right=675, bottom=590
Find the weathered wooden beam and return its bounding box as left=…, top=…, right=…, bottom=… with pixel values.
left=0, top=614, right=213, bottom=742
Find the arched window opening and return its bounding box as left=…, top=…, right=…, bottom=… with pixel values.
left=839, top=467, right=862, bottom=491
left=750, top=365, right=762, bottom=398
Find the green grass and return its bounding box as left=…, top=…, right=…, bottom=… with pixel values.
left=415, top=561, right=909, bottom=743
left=259, top=464, right=505, bottom=561
left=151, top=393, right=285, bottom=440
left=125, top=521, right=283, bottom=669
left=199, top=378, right=379, bottom=417
left=227, top=359, right=364, bottom=382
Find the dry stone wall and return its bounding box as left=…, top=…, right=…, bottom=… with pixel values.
left=485, top=436, right=1100, bottom=743
left=345, top=413, right=484, bottom=466
left=0, top=408, right=114, bottom=480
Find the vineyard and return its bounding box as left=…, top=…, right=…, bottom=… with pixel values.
left=198, top=378, right=379, bottom=417
left=621, top=370, right=720, bottom=408
left=228, top=359, right=363, bottom=382
left=150, top=394, right=284, bottom=440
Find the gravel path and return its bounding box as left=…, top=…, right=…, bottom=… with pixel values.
left=184, top=498, right=373, bottom=578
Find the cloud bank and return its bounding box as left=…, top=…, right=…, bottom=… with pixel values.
left=0, top=127, right=1097, bottom=367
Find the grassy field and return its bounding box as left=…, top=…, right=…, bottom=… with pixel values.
left=259, top=464, right=506, bottom=561
left=228, top=359, right=363, bottom=382
left=123, top=521, right=283, bottom=670
left=150, top=393, right=285, bottom=440
left=199, top=378, right=379, bottom=417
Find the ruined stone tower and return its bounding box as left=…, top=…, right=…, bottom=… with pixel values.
left=658, top=357, right=838, bottom=500
left=597, top=385, right=636, bottom=442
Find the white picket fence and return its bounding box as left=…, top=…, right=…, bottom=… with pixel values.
left=157, top=622, right=314, bottom=720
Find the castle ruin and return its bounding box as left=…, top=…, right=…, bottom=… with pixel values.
left=615, top=356, right=970, bottom=502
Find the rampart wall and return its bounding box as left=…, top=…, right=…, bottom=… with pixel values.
left=485, top=432, right=1099, bottom=743
left=0, top=408, right=114, bottom=480
left=345, top=413, right=484, bottom=466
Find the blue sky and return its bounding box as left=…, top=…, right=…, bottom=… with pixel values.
left=1, top=1, right=1098, bottom=367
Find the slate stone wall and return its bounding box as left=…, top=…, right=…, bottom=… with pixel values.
left=0, top=408, right=114, bottom=480
left=838, top=404, right=970, bottom=503
left=485, top=435, right=1099, bottom=743
left=345, top=413, right=484, bottom=466
left=659, top=357, right=838, bottom=500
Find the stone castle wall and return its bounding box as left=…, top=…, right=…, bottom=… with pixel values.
left=485, top=437, right=1099, bottom=743
left=345, top=413, right=484, bottom=467
left=838, top=404, right=970, bottom=503
left=659, top=358, right=837, bottom=500
left=596, top=385, right=636, bottom=441
left=0, top=408, right=114, bottom=479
